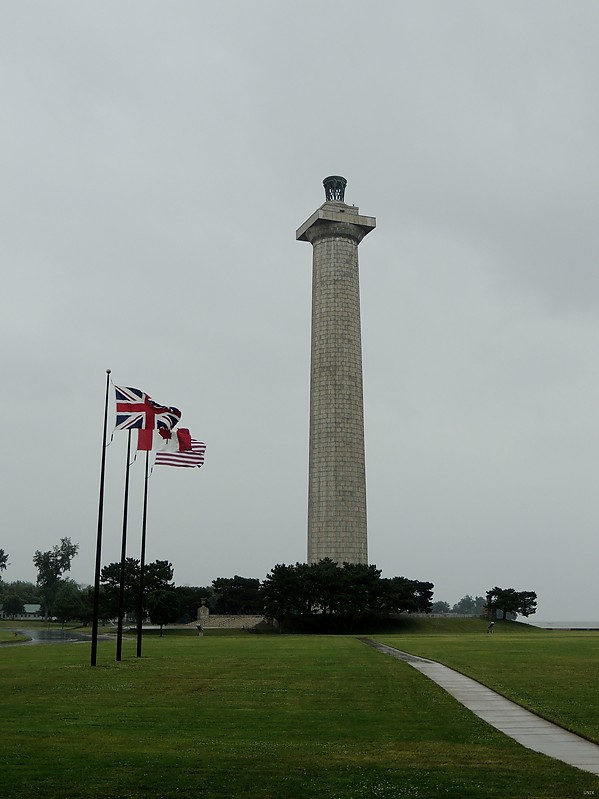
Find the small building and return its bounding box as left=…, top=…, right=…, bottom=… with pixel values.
left=0, top=603, right=42, bottom=620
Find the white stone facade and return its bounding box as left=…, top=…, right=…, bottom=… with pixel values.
left=297, top=200, right=376, bottom=565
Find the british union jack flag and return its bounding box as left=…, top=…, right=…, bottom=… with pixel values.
left=114, top=386, right=181, bottom=450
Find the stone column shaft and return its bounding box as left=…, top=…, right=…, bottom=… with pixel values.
left=297, top=196, right=375, bottom=564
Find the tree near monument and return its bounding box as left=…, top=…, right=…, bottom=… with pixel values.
left=146, top=589, right=181, bottom=635
left=485, top=586, right=538, bottom=620
left=451, top=595, right=486, bottom=615
left=261, top=559, right=434, bottom=631
left=333, top=562, right=384, bottom=617
left=212, top=575, right=263, bottom=615
left=411, top=580, right=435, bottom=613
left=100, top=558, right=140, bottom=619
left=33, top=537, right=79, bottom=619
left=260, top=562, right=310, bottom=620
left=516, top=591, right=539, bottom=617
left=100, top=558, right=174, bottom=621
left=301, top=558, right=348, bottom=617
left=380, top=576, right=434, bottom=615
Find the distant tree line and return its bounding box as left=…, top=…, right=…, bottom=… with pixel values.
left=431, top=595, right=487, bottom=615
left=1, top=541, right=536, bottom=632
left=432, top=588, right=538, bottom=620
left=1, top=543, right=434, bottom=633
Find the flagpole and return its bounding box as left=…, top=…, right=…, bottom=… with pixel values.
left=91, top=369, right=111, bottom=667
left=137, top=450, right=150, bottom=657
left=116, top=429, right=132, bottom=662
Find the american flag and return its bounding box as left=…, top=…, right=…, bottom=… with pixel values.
left=114, top=386, right=181, bottom=450
left=155, top=439, right=206, bottom=469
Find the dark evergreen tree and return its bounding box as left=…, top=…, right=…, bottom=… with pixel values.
left=147, top=589, right=181, bottom=635
left=452, top=595, right=486, bottom=614
left=261, top=560, right=433, bottom=632
left=100, top=559, right=174, bottom=621
left=212, top=576, right=263, bottom=614
left=485, top=587, right=537, bottom=619
left=3, top=594, right=24, bottom=619
left=53, top=580, right=86, bottom=628
left=2, top=581, right=40, bottom=603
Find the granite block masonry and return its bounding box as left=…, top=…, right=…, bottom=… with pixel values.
left=297, top=177, right=376, bottom=565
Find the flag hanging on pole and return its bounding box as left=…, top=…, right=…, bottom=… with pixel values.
left=114, top=386, right=181, bottom=450
left=155, top=434, right=206, bottom=469
left=156, top=427, right=193, bottom=452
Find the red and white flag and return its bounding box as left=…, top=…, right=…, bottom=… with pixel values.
left=155, top=430, right=206, bottom=469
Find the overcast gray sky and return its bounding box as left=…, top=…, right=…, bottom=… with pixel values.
left=2, top=1, right=598, bottom=621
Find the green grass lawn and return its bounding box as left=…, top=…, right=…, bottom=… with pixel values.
left=2, top=631, right=599, bottom=798
left=378, top=620, right=599, bottom=743
left=0, top=630, right=29, bottom=643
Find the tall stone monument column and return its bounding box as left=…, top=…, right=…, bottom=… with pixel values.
left=296, top=177, right=376, bottom=565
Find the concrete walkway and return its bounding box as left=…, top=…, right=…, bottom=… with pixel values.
left=364, top=639, right=599, bottom=777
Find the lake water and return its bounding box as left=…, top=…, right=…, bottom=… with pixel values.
left=530, top=620, right=599, bottom=629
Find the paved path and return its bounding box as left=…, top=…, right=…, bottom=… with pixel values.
left=363, top=639, right=599, bottom=777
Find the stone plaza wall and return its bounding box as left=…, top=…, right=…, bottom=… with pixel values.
left=200, top=614, right=267, bottom=629
left=195, top=605, right=270, bottom=630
